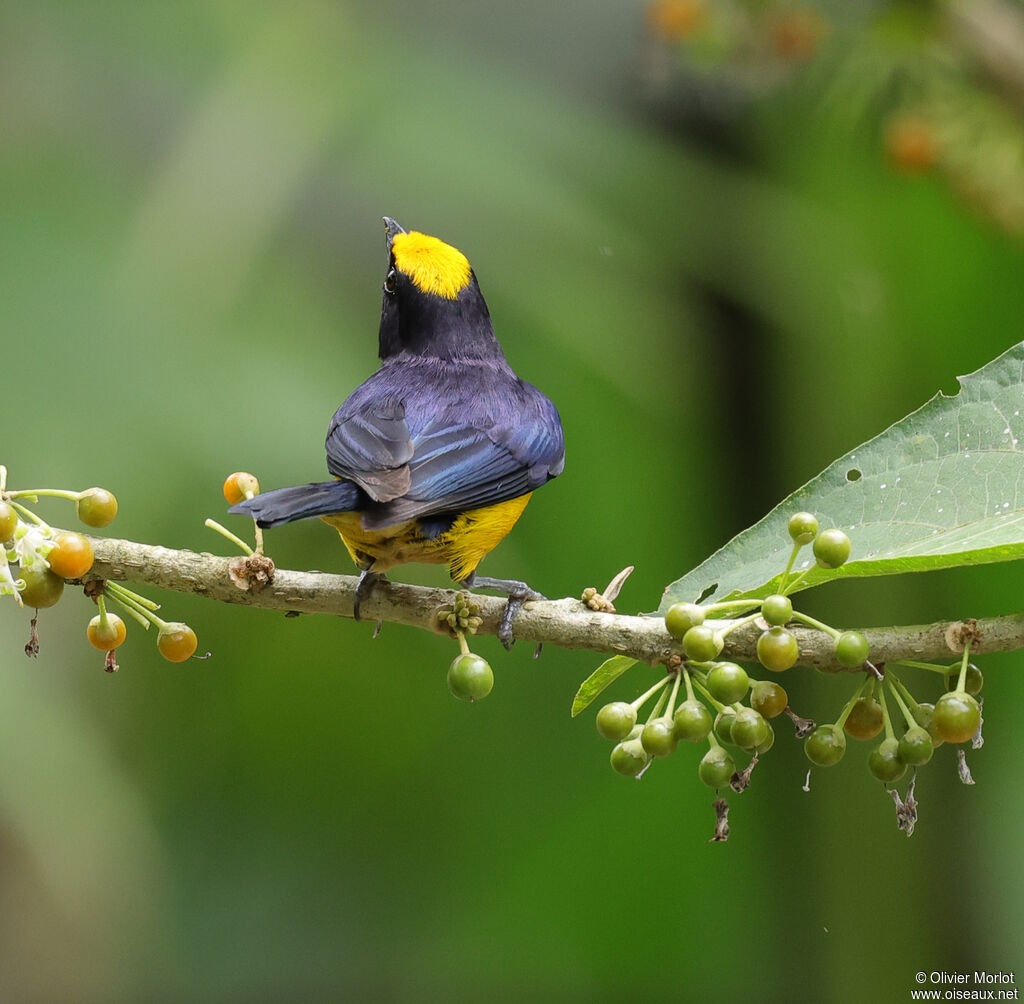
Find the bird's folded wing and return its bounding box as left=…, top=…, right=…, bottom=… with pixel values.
left=325, top=401, right=414, bottom=502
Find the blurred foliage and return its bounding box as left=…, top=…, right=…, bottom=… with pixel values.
left=0, top=0, right=1023, bottom=1000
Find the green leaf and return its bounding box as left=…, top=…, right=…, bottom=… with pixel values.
left=571, top=656, right=638, bottom=717
left=660, top=341, right=1024, bottom=612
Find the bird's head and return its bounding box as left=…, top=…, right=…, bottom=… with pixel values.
left=377, top=217, right=503, bottom=362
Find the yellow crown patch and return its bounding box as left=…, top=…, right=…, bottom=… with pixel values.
left=391, top=231, right=472, bottom=300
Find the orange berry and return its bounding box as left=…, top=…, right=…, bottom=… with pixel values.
left=885, top=115, right=936, bottom=174
left=223, top=472, right=260, bottom=505
left=646, top=0, right=704, bottom=40
left=0, top=501, right=17, bottom=543
left=47, top=531, right=94, bottom=579
left=87, top=612, right=127, bottom=651
left=157, top=622, right=198, bottom=663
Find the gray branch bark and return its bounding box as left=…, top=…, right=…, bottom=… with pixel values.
left=82, top=535, right=1024, bottom=672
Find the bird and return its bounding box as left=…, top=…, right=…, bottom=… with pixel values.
left=231, top=217, right=565, bottom=646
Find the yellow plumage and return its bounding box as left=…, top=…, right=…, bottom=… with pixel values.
left=322, top=494, right=533, bottom=582
left=390, top=231, right=472, bottom=299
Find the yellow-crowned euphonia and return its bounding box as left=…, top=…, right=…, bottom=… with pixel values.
left=231, top=218, right=565, bottom=644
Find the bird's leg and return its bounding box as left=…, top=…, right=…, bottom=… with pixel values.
left=353, top=569, right=384, bottom=622
left=460, top=571, right=545, bottom=650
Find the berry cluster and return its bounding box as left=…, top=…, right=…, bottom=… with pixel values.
left=0, top=465, right=198, bottom=670
left=589, top=512, right=981, bottom=838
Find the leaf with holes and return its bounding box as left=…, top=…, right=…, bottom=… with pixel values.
left=571, top=656, right=638, bottom=717
left=659, top=341, right=1024, bottom=612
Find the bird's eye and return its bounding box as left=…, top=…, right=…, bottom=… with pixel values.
left=383, top=270, right=397, bottom=295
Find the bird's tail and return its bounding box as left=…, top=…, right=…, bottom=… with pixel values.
left=229, top=480, right=360, bottom=528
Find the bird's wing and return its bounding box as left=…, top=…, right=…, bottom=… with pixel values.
left=325, top=397, right=414, bottom=502
left=361, top=387, right=564, bottom=528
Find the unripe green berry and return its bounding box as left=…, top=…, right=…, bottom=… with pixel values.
left=750, top=680, right=788, bottom=719
left=683, top=625, right=721, bottom=663
left=898, top=726, right=934, bottom=767
left=813, top=528, right=851, bottom=569
left=761, top=594, right=793, bottom=627
left=698, top=746, right=735, bottom=788
left=804, top=724, right=847, bottom=767
left=596, top=701, right=637, bottom=741
left=713, top=708, right=737, bottom=745
left=834, top=631, right=869, bottom=668
left=610, top=738, right=649, bottom=777
left=447, top=653, right=494, bottom=702
left=756, top=723, right=776, bottom=754
left=757, top=627, right=799, bottom=672
left=945, top=663, right=984, bottom=696
left=665, top=602, right=704, bottom=640
left=914, top=701, right=945, bottom=749
left=706, top=662, right=749, bottom=705
left=933, top=692, right=981, bottom=744
left=868, top=737, right=906, bottom=783
left=788, top=512, right=819, bottom=545
left=673, top=699, right=712, bottom=742
left=730, top=707, right=769, bottom=751
left=843, top=697, right=883, bottom=741
left=18, top=567, right=65, bottom=609
left=641, top=717, right=678, bottom=758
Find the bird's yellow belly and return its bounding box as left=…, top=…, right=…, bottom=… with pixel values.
left=322, top=494, right=533, bottom=582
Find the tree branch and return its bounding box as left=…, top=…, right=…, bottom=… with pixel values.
left=81, top=535, right=1024, bottom=672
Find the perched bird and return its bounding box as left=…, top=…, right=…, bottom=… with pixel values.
left=231, top=218, right=565, bottom=644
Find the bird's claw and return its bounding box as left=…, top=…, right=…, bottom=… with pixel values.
left=353, top=570, right=383, bottom=622
left=461, top=574, right=545, bottom=649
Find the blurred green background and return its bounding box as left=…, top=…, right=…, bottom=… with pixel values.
left=2, top=1, right=1023, bottom=1001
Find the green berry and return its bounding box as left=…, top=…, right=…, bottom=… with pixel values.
left=945, top=663, right=984, bottom=696
left=834, top=631, right=869, bottom=668
left=706, top=662, right=749, bottom=704
left=813, top=528, right=851, bottom=569
left=913, top=701, right=945, bottom=749
left=805, top=724, right=847, bottom=767
left=730, top=707, right=769, bottom=751
left=698, top=746, right=735, bottom=788
left=843, top=697, right=883, bottom=741
left=933, top=692, right=981, bottom=744
left=868, top=737, right=906, bottom=783
left=596, top=701, right=637, bottom=741
left=898, top=726, right=934, bottom=767
left=713, top=708, right=737, bottom=745
left=665, top=602, right=705, bottom=640
left=761, top=594, right=793, bottom=627
left=75, top=488, right=118, bottom=528
left=0, top=501, right=17, bottom=543
left=641, top=717, right=678, bottom=758
left=757, top=627, right=799, bottom=672
left=750, top=680, right=788, bottom=719
left=18, top=567, right=65, bottom=609
left=447, top=653, right=494, bottom=702
left=683, top=625, right=721, bottom=663
left=673, top=699, right=712, bottom=742
left=756, top=724, right=776, bottom=754
left=610, top=738, right=649, bottom=777
left=788, top=512, right=819, bottom=545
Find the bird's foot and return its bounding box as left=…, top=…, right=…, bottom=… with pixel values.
left=353, top=570, right=384, bottom=622
left=461, top=572, right=545, bottom=650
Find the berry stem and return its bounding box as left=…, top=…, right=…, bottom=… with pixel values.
left=107, top=592, right=153, bottom=630
left=893, top=659, right=952, bottom=675
left=8, top=500, right=48, bottom=528
left=782, top=566, right=813, bottom=596
left=690, top=676, right=726, bottom=713
left=630, top=675, right=670, bottom=712
left=7, top=488, right=81, bottom=502
left=204, top=519, right=254, bottom=557
left=97, top=593, right=110, bottom=628
left=776, top=540, right=802, bottom=594
left=955, top=642, right=971, bottom=694
left=105, top=580, right=160, bottom=611
left=457, top=630, right=470, bottom=657
left=682, top=666, right=696, bottom=703
left=835, top=676, right=871, bottom=730
left=703, top=600, right=762, bottom=616
left=665, top=671, right=682, bottom=718
left=716, top=612, right=762, bottom=641
left=791, top=611, right=841, bottom=640
left=889, top=674, right=923, bottom=717
left=645, top=686, right=670, bottom=724
left=106, top=582, right=168, bottom=630
left=887, top=679, right=917, bottom=731
left=878, top=681, right=897, bottom=742
left=0, top=466, right=7, bottom=494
